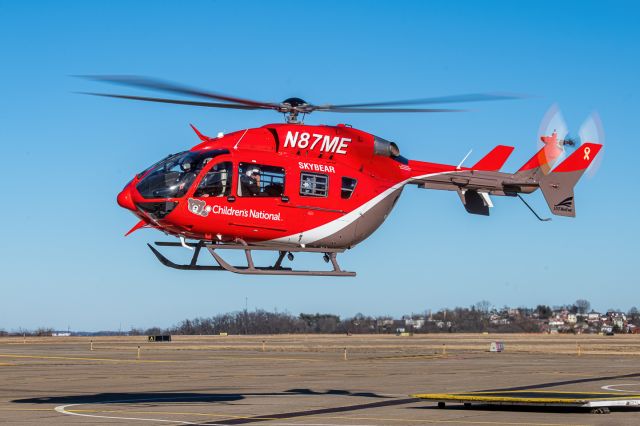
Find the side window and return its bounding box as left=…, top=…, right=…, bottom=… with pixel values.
left=341, top=177, right=357, bottom=199
left=194, top=162, right=232, bottom=197
left=238, top=163, right=285, bottom=197
left=300, top=172, right=328, bottom=197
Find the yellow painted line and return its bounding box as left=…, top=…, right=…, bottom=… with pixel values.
left=319, top=414, right=586, bottom=426
left=206, top=355, right=322, bottom=362
left=0, top=354, right=177, bottom=363
left=0, top=362, right=15, bottom=366
left=68, top=409, right=235, bottom=418
left=366, top=354, right=445, bottom=361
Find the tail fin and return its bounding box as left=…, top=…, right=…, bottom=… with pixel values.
left=517, top=131, right=565, bottom=177
left=472, top=145, right=514, bottom=171
left=539, top=143, right=602, bottom=217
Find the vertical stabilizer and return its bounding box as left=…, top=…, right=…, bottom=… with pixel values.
left=538, top=143, right=602, bottom=217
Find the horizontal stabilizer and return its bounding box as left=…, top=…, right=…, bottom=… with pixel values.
left=472, top=145, right=514, bottom=171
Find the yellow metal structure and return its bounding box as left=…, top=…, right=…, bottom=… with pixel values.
left=411, top=390, right=640, bottom=408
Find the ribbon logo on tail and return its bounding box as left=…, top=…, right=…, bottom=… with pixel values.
left=583, top=146, right=591, bottom=161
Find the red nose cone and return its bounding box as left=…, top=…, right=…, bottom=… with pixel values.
left=117, top=184, right=136, bottom=211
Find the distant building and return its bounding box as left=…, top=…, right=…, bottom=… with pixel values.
left=587, top=311, right=601, bottom=322
left=607, top=311, right=627, bottom=321
left=404, top=318, right=425, bottom=329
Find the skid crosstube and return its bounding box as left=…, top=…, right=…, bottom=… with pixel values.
left=148, top=240, right=356, bottom=277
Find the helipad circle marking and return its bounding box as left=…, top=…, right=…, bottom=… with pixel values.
left=53, top=395, right=379, bottom=425
left=601, top=383, right=640, bottom=393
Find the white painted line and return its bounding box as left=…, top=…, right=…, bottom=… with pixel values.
left=53, top=394, right=381, bottom=425
left=54, top=403, right=197, bottom=424
left=601, top=383, right=640, bottom=393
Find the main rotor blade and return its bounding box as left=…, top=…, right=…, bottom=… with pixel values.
left=79, top=92, right=261, bottom=110
left=317, top=107, right=464, bottom=113
left=328, top=93, right=524, bottom=109
left=78, top=75, right=279, bottom=109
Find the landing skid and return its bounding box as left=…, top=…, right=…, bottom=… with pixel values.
left=148, top=240, right=356, bottom=277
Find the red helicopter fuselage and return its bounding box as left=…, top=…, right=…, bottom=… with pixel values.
left=118, top=123, right=457, bottom=249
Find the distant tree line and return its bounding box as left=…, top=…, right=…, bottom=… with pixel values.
left=4, top=300, right=640, bottom=336
left=130, top=306, right=542, bottom=336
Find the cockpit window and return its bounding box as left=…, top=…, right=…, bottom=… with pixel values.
left=136, top=150, right=227, bottom=199
left=194, top=162, right=233, bottom=197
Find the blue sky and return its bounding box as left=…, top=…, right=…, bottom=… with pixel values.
left=1, top=1, right=638, bottom=331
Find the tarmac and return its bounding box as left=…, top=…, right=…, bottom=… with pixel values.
left=1, top=334, right=640, bottom=425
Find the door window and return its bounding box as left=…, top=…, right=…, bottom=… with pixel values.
left=238, top=163, right=285, bottom=197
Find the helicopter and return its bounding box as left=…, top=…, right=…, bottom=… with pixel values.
left=82, top=76, right=603, bottom=277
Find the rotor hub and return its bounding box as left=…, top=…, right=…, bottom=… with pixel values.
left=281, top=97, right=309, bottom=123
left=282, top=97, right=307, bottom=108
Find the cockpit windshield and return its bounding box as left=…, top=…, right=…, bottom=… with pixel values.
left=136, top=149, right=228, bottom=199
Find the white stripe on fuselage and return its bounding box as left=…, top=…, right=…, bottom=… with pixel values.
left=271, top=171, right=453, bottom=245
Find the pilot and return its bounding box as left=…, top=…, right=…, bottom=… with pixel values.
left=241, top=166, right=261, bottom=196
left=178, top=161, right=197, bottom=191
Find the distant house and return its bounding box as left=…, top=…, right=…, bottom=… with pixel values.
left=607, top=311, right=627, bottom=321
left=567, top=314, right=577, bottom=324
left=404, top=318, right=425, bottom=329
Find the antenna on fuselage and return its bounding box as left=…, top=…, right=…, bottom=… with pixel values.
left=456, top=149, right=473, bottom=170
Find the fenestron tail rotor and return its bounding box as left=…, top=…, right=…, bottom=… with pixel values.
left=76, top=75, right=524, bottom=123
left=536, top=105, right=605, bottom=178
left=536, top=104, right=569, bottom=174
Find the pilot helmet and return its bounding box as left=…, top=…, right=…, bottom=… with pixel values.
left=246, top=166, right=260, bottom=177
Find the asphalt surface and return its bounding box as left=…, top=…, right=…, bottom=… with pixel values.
left=1, top=334, right=640, bottom=425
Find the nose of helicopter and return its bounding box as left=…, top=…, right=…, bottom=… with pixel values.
left=117, top=182, right=136, bottom=211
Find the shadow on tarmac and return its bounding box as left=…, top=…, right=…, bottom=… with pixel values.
left=11, top=388, right=390, bottom=405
